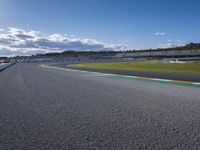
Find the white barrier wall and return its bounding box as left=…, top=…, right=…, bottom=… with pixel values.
left=0, top=62, right=15, bottom=71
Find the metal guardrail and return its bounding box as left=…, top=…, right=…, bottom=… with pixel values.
left=0, top=62, right=16, bottom=72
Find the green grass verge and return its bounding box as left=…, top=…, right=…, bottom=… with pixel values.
left=70, top=61, right=200, bottom=74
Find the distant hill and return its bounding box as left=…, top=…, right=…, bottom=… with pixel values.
left=127, top=43, right=200, bottom=53
left=173, top=43, right=200, bottom=50
left=34, top=43, right=200, bottom=57
left=2, top=43, right=200, bottom=60
left=33, top=50, right=118, bottom=58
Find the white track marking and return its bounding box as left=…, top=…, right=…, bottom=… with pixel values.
left=151, top=78, right=172, bottom=82
left=40, top=65, right=200, bottom=87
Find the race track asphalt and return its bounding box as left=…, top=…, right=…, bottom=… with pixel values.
left=0, top=63, right=200, bottom=150
left=52, top=63, right=200, bottom=82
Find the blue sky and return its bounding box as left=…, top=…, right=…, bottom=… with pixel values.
left=0, top=0, right=200, bottom=56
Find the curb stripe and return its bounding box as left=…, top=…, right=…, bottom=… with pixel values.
left=193, top=83, right=200, bottom=85
left=151, top=78, right=172, bottom=82
left=40, top=65, right=200, bottom=88
left=171, top=80, right=193, bottom=84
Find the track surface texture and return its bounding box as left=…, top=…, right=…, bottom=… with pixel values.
left=53, top=63, right=200, bottom=82
left=0, top=63, right=200, bottom=150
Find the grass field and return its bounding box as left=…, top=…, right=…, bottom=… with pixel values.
left=70, top=61, right=200, bottom=74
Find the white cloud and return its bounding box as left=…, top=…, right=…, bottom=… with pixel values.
left=155, top=32, right=166, bottom=36
left=0, top=28, right=4, bottom=32
left=158, top=43, right=172, bottom=48
left=0, top=27, right=127, bottom=57
left=158, top=40, right=186, bottom=48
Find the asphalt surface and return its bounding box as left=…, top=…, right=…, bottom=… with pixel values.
left=0, top=63, right=200, bottom=150
left=53, top=63, right=200, bottom=82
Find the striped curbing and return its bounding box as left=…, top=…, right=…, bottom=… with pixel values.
left=40, top=64, right=200, bottom=88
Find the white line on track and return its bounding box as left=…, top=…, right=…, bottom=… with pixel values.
left=41, top=65, right=200, bottom=87
left=193, top=83, right=200, bottom=85
left=151, top=78, right=172, bottom=82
